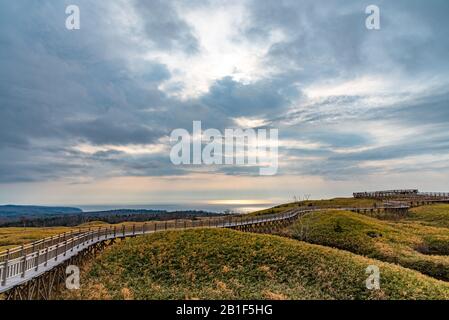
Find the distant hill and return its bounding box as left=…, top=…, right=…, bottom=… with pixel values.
left=0, top=205, right=82, bottom=217
left=0, top=207, right=220, bottom=227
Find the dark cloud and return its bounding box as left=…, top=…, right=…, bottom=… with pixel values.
left=201, top=77, right=292, bottom=117
left=1, top=0, right=449, bottom=186
left=65, top=118, right=162, bottom=145
left=132, top=0, right=199, bottom=53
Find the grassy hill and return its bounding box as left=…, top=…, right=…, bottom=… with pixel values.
left=280, top=210, right=449, bottom=281
left=60, top=228, right=449, bottom=300
left=408, top=204, right=449, bottom=228
left=250, top=198, right=382, bottom=216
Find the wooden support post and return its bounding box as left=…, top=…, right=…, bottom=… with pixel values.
left=133, top=224, right=136, bottom=236
left=70, top=231, right=74, bottom=252
left=44, top=247, right=49, bottom=267
left=35, top=249, right=40, bottom=272
left=2, top=249, right=10, bottom=286
left=20, top=244, right=26, bottom=278
left=1, top=261, right=7, bottom=286
left=64, top=240, right=68, bottom=257
left=21, top=254, right=27, bottom=278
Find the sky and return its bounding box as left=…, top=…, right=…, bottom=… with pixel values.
left=1, top=0, right=449, bottom=209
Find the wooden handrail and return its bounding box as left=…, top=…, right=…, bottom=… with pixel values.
left=0, top=205, right=410, bottom=292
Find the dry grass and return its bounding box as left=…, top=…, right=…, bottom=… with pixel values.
left=281, top=210, right=449, bottom=281
left=59, top=228, right=449, bottom=300
left=250, top=198, right=382, bottom=216
left=0, top=221, right=166, bottom=252
left=408, top=204, right=449, bottom=228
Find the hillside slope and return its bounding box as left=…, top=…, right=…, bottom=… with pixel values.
left=61, top=229, right=449, bottom=300
left=408, top=204, right=449, bottom=228
left=281, top=210, right=449, bottom=281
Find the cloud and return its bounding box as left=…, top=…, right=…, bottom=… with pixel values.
left=132, top=0, right=200, bottom=53
left=1, top=0, right=449, bottom=203
left=201, top=76, right=291, bottom=117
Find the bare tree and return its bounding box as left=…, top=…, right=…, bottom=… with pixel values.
left=293, top=211, right=317, bottom=241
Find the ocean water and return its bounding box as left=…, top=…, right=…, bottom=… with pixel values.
left=77, top=203, right=272, bottom=214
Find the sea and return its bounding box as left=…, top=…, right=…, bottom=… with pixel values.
left=76, top=203, right=273, bottom=214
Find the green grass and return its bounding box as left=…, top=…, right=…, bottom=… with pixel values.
left=408, top=204, right=449, bottom=228
left=60, top=228, right=449, bottom=300
left=281, top=210, right=449, bottom=281
left=250, top=198, right=382, bottom=216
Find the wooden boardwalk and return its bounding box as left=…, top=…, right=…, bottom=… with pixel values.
left=0, top=209, right=302, bottom=295
left=0, top=204, right=410, bottom=299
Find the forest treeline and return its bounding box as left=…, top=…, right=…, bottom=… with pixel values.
left=0, top=209, right=222, bottom=228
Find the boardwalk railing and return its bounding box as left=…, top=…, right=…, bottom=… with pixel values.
left=0, top=204, right=412, bottom=295
left=353, top=189, right=449, bottom=200
left=0, top=209, right=305, bottom=293
left=417, top=192, right=449, bottom=198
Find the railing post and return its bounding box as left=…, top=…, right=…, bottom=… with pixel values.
left=122, top=225, right=125, bottom=237
left=77, top=228, right=82, bottom=248
left=114, top=226, right=117, bottom=238
left=44, top=247, right=49, bottom=267
left=2, top=249, right=10, bottom=286
left=35, top=248, right=40, bottom=271
left=21, top=245, right=27, bottom=278
left=1, top=261, right=7, bottom=286
left=70, top=230, right=75, bottom=252
left=133, top=224, right=136, bottom=236
left=55, top=234, right=61, bottom=261
left=64, top=239, right=68, bottom=257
